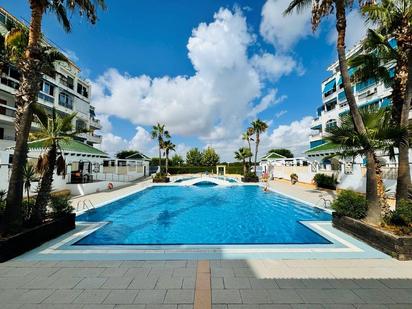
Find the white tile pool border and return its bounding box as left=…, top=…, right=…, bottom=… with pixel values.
left=16, top=183, right=389, bottom=260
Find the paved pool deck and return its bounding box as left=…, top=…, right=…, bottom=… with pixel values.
left=2, top=178, right=412, bottom=307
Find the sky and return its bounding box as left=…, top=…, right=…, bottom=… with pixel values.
left=2, top=0, right=368, bottom=161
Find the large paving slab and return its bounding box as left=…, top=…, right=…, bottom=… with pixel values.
left=1, top=259, right=412, bottom=307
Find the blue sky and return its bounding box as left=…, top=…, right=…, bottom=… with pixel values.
left=3, top=1, right=367, bottom=160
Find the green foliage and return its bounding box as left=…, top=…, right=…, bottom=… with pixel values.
left=50, top=196, right=74, bottom=218
left=242, top=172, right=259, bottom=183
left=152, top=173, right=170, bottom=183
left=226, top=163, right=244, bottom=175
left=151, top=158, right=166, bottom=166
left=387, top=199, right=412, bottom=226
left=313, top=173, right=337, bottom=190
left=290, top=173, right=298, bottom=184
left=332, top=190, right=367, bottom=219
left=22, top=199, right=35, bottom=223
left=269, top=148, right=294, bottom=158
left=170, top=154, right=184, bottom=166
left=168, top=166, right=214, bottom=175
left=186, top=148, right=203, bottom=166
left=201, top=147, right=220, bottom=166
left=234, top=147, right=253, bottom=162
left=116, top=150, right=139, bottom=159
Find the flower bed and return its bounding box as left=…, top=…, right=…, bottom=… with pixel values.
left=332, top=213, right=412, bottom=260
left=0, top=213, right=75, bottom=262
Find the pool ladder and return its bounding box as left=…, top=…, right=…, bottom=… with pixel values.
left=76, top=199, right=96, bottom=212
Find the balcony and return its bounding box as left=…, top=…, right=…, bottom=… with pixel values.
left=90, top=118, right=102, bottom=129
left=78, top=133, right=102, bottom=144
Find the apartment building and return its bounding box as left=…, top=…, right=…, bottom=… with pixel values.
left=0, top=7, right=102, bottom=150
left=307, top=40, right=397, bottom=157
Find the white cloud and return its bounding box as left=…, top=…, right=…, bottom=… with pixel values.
left=260, top=0, right=312, bottom=51
left=251, top=53, right=304, bottom=81
left=263, top=116, right=313, bottom=156
left=248, top=89, right=286, bottom=118
left=275, top=110, right=287, bottom=118
left=92, top=9, right=262, bottom=143
left=327, top=10, right=368, bottom=49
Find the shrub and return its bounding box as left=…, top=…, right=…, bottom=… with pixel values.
left=388, top=199, right=412, bottom=226
left=242, top=172, right=259, bottom=183
left=168, top=166, right=214, bottom=175
left=22, top=199, right=35, bottom=223
left=153, top=173, right=170, bottom=183
left=313, top=173, right=337, bottom=190
left=290, top=173, right=298, bottom=184
left=50, top=196, right=74, bottom=218
left=332, top=190, right=367, bottom=219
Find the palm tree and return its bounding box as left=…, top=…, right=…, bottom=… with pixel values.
left=4, top=0, right=105, bottom=233
left=361, top=0, right=412, bottom=204
left=242, top=127, right=254, bottom=166
left=349, top=27, right=411, bottom=206
left=29, top=108, right=84, bottom=225
left=284, top=0, right=382, bottom=224
left=251, top=119, right=268, bottom=176
left=234, top=147, right=253, bottom=175
left=23, top=163, right=36, bottom=203
left=327, top=108, right=404, bottom=220
left=163, top=140, right=176, bottom=175
left=151, top=123, right=170, bottom=174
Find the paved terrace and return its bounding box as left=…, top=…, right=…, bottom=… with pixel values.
left=2, top=177, right=411, bottom=308
left=2, top=259, right=412, bottom=308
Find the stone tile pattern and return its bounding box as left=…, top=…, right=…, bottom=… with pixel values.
left=1, top=259, right=412, bottom=308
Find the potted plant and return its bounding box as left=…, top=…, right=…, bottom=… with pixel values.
left=290, top=173, right=298, bottom=185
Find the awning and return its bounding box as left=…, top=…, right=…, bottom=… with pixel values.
left=323, top=79, right=336, bottom=93
left=388, top=38, right=397, bottom=49
left=311, top=124, right=322, bottom=130
left=337, top=67, right=357, bottom=85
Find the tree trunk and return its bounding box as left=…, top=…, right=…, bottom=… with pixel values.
left=4, top=3, right=44, bottom=233
left=165, top=151, right=169, bottom=175
left=364, top=152, right=381, bottom=225
left=335, top=0, right=380, bottom=222
left=32, top=143, right=57, bottom=226
left=247, top=139, right=252, bottom=166
left=243, top=159, right=247, bottom=176
left=254, top=134, right=259, bottom=176
left=158, top=143, right=162, bottom=174
left=395, top=42, right=412, bottom=204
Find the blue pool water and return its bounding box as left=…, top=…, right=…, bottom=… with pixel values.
left=76, top=185, right=332, bottom=245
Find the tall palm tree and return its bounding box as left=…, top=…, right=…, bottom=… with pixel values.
left=163, top=140, right=176, bottom=175
left=350, top=27, right=411, bottom=206
left=327, top=108, right=404, bottom=219
left=361, top=0, right=412, bottom=204
left=251, top=119, right=268, bottom=176
left=284, top=0, right=382, bottom=224
left=234, top=147, right=253, bottom=175
left=29, top=108, right=84, bottom=225
left=151, top=123, right=170, bottom=174
left=242, top=127, right=254, bottom=166
left=4, top=0, right=105, bottom=233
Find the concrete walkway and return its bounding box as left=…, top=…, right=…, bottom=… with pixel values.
left=1, top=259, right=412, bottom=308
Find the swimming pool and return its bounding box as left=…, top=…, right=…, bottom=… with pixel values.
left=76, top=185, right=331, bottom=246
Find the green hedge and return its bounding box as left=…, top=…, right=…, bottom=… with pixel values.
left=168, top=166, right=215, bottom=174
left=313, top=173, right=337, bottom=190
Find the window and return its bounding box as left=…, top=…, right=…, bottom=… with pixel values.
left=76, top=119, right=87, bottom=131
left=9, top=67, right=20, bottom=80
left=59, top=92, right=73, bottom=109
left=77, top=83, right=89, bottom=98
left=0, top=12, right=6, bottom=24
left=42, top=81, right=54, bottom=96
left=67, top=76, right=74, bottom=89
left=326, top=119, right=337, bottom=130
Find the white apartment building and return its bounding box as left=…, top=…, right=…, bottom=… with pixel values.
left=0, top=7, right=102, bottom=151
left=307, top=40, right=396, bottom=156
